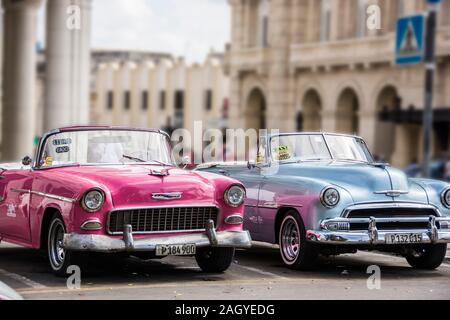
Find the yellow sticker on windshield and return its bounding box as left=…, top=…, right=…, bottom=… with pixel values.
left=44, top=156, right=53, bottom=167
left=273, top=145, right=291, bottom=161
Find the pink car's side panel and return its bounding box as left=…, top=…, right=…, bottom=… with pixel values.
left=0, top=164, right=245, bottom=249
left=249, top=179, right=321, bottom=244
left=0, top=170, right=34, bottom=244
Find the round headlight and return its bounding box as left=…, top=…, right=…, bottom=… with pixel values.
left=321, top=187, right=340, bottom=208
left=441, top=188, right=450, bottom=209
left=82, top=189, right=105, bottom=212
left=224, top=185, right=246, bottom=207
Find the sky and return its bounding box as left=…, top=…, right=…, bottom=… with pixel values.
left=38, top=0, right=230, bottom=63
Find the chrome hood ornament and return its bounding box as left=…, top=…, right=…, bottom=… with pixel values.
left=149, top=168, right=169, bottom=176
left=151, top=192, right=182, bottom=200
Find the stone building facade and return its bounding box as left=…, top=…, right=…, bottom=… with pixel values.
left=91, top=51, right=230, bottom=137
left=227, top=0, right=450, bottom=167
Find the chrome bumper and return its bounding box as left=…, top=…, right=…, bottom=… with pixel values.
left=63, top=221, right=252, bottom=253
left=307, top=216, right=450, bottom=245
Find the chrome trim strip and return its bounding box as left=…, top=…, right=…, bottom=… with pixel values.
left=10, top=188, right=76, bottom=203
left=31, top=191, right=76, bottom=203
left=10, top=188, right=31, bottom=194
left=261, top=202, right=278, bottom=209
left=341, top=203, right=441, bottom=217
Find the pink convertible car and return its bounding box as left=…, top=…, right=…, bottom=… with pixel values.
left=0, top=126, right=251, bottom=275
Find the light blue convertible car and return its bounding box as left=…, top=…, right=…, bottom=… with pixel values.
left=197, top=133, right=450, bottom=270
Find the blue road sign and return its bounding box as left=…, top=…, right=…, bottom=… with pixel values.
left=395, top=15, right=425, bottom=66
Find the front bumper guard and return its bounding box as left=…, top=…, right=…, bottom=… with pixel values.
left=63, top=220, right=252, bottom=253
left=307, top=216, right=450, bottom=245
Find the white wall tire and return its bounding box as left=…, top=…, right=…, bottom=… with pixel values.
left=279, top=210, right=319, bottom=270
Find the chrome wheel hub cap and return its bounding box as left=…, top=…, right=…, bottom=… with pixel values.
left=49, top=221, right=66, bottom=269
left=281, top=217, right=300, bottom=263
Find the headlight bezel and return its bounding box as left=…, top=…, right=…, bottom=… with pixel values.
left=81, top=188, right=105, bottom=212
left=320, top=187, right=340, bottom=208
left=441, top=187, right=450, bottom=209
left=224, top=184, right=246, bottom=207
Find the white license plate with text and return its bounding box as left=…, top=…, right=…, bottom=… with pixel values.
left=155, top=244, right=196, bottom=256
left=385, top=233, right=423, bottom=244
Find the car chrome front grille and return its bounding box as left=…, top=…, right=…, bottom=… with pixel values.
left=346, top=207, right=438, bottom=219
left=107, top=206, right=219, bottom=234
left=344, top=205, right=440, bottom=231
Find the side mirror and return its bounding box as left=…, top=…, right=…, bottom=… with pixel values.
left=22, top=156, right=32, bottom=166
left=181, top=155, right=191, bottom=165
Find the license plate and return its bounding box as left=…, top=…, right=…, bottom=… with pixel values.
left=155, top=244, right=196, bottom=256
left=385, top=233, right=423, bottom=244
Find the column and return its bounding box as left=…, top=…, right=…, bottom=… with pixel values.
left=1, top=0, right=42, bottom=161
left=266, top=0, right=294, bottom=131
left=43, top=0, right=91, bottom=132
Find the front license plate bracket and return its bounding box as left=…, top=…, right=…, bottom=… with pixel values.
left=385, top=233, right=423, bottom=244
left=155, top=244, right=196, bottom=256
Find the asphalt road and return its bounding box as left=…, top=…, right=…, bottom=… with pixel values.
left=0, top=241, right=449, bottom=300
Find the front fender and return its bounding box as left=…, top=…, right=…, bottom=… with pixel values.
left=410, top=178, right=450, bottom=216
left=261, top=175, right=354, bottom=230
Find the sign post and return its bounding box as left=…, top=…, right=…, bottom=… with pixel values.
left=422, top=0, right=440, bottom=178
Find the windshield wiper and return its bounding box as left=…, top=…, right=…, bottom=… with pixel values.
left=122, top=154, right=171, bottom=166
left=122, top=154, right=146, bottom=162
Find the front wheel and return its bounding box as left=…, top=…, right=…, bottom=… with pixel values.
left=405, top=244, right=447, bottom=270
left=279, top=211, right=319, bottom=270
left=195, top=247, right=235, bottom=273
left=47, top=214, right=83, bottom=277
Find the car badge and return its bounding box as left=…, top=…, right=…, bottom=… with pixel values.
left=149, top=168, right=169, bottom=176
left=151, top=192, right=182, bottom=200
left=374, top=190, right=409, bottom=197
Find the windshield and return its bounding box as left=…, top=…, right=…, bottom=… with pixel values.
left=270, top=134, right=373, bottom=163
left=38, top=130, right=174, bottom=167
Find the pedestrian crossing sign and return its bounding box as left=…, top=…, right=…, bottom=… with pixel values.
left=395, top=15, right=425, bottom=65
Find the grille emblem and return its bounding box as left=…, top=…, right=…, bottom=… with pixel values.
left=151, top=192, right=182, bottom=200
left=374, top=190, right=409, bottom=197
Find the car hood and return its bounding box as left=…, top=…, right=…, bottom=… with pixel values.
left=278, top=161, right=429, bottom=204
left=54, top=165, right=219, bottom=207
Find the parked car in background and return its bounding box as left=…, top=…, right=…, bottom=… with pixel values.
left=405, top=160, right=450, bottom=182
left=0, top=126, right=251, bottom=276
left=197, top=133, right=450, bottom=270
